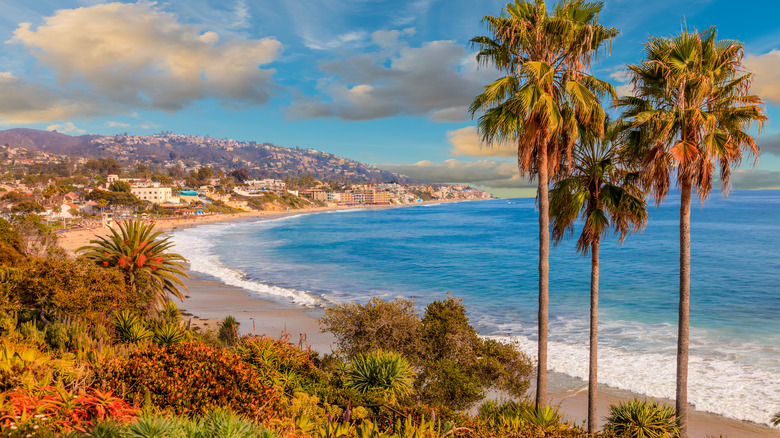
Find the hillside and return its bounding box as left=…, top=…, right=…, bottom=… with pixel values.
left=0, top=129, right=412, bottom=183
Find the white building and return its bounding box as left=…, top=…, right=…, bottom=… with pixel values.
left=131, top=186, right=173, bottom=204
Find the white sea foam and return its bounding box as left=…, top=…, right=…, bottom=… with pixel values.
left=170, top=224, right=321, bottom=307
left=489, top=330, right=780, bottom=426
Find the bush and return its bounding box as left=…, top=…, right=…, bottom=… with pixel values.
left=320, top=297, right=422, bottom=361
left=98, top=341, right=282, bottom=420
left=320, top=296, right=533, bottom=410
left=604, top=399, right=680, bottom=438
left=8, top=258, right=137, bottom=324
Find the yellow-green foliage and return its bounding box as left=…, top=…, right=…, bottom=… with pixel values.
left=237, top=335, right=328, bottom=395
left=0, top=341, right=87, bottom=391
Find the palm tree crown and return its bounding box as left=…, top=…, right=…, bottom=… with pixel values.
left=550, top=122, right=647, bottom=251
left=619, top=26, right=767, bottom=200
left=78, top=219, right=188, bottom=310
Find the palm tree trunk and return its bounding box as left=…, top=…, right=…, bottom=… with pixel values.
left=677, top=182, right=691, bottom=437
left=536, top=142, right=550, bottom=408
left=588, top=239, right=599, bottom=435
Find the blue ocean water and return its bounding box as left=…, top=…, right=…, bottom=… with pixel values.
left=170, top=191, right=780, bottom=425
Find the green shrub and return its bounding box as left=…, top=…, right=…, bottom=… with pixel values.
left=321, top=296, right=533, bottom=410
left=605, top=399, right=680, bottom=438
left=98, top=341, right=282, bottom=420
left=320, top=297, right=422, bottom=360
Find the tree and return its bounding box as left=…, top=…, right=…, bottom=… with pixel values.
left=109, top=181, right=132, bottom=193
left=85, top=189, right=142, bottom=208
left=78, top=220, right=189, bottom=311
left=470, top=0, right=617, bottom=406
left=11, top=201, right=44, bottom=214
left=229, top=168, right=250, bottom=183
left=84, top=157, right=122, bottom=176
left=618, top=27, right=767, bottom=435
left=549, top=120, right=647, bottom=434
left=197, top=167, right=214, bottom=182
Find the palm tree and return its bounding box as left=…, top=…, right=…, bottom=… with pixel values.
left=78, top=219, right=188, bottom=311
left=618, top=27, right=767, bottom=436
left=549, top=120, right=647, bottom=434
left=470, top=0, right=618, bottom=406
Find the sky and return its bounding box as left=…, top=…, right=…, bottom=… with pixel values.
left=1, top=0, right=779, bottom=197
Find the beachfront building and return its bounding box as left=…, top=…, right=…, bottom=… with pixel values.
left=247, top=179, right=286, bottom=192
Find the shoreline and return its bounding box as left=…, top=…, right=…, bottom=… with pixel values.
left=56, top=204, right=780, bottom=437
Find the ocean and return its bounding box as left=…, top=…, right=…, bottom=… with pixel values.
left=169, top=190, right=780, bottom=426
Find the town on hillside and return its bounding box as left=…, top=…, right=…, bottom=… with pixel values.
left=0, top=140, right=493, bottom=228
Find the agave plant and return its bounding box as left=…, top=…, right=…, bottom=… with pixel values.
left=78, top=219, right=188, bottom=310
left=218, top=315, right=240, bottom=347
left=112, top=311, right=153, bottom=344
left=605, top=399, right=680, bottom=438
left=158, top=300, right=181, bottom=325
left=346, top=350, right=414, bottom=404
left=152, top=323, right=186, bottom=346
left=197, top=408, right=275, bottom=438
left=124, top=415, right=182, bottom=438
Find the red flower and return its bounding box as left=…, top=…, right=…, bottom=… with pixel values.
left=103, top=261, right=109, bottom=267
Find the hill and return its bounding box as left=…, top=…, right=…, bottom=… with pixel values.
left=0, top=129, right=412, bottom=183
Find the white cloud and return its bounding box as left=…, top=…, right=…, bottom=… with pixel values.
left=46, top=122, right=85, bottom=134
left=106, top=121, right=131, bottom=128
left=383, top=158, right=535, bottom=189
left=6, top=1, right=282, bottom=122
left=286, top=38, right=493, bottom=122
left=744, top=49, right=780, bottom=106
left=447, top=126, right=515, bottom=157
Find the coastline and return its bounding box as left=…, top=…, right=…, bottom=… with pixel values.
left=56, top=205, right=780, bottom=437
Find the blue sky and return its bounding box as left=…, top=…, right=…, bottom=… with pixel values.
left=1, top=0, right=779, bottom=196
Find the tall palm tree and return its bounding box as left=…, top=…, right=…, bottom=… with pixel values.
left=470, top=0, right=618, bottom=406
left=78, top=219, right=188, bottom=311
left=549, top=120, right=647, bottom=434
left=618, top=27, right=767, bottom=436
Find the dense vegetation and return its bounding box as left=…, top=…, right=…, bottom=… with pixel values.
left=0, top=215, right=692, bottom=437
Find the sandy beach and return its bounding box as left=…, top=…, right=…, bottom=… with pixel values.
left=56, top=207, right=780, bottom=438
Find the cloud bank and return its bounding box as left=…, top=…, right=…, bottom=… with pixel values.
left=383, top=159, right=535, bottom=189
left=3, top=1, right=282, bottom=123
left=286, top=31, right=492, bottom=122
